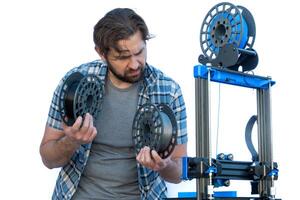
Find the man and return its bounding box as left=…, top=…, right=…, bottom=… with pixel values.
left=40, top=8, right=187, bottom=200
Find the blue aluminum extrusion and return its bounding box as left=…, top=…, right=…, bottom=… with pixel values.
left=194, top=65, right=275, bottom=89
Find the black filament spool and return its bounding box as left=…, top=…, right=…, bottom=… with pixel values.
left=59, top=72, right=104, bottom=126
left=132, top=103, right=177, bottom=159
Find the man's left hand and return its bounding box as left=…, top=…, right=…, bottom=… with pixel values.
left=136, top=146, right=171, bottom=171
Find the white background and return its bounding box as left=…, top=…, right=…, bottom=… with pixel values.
left=0, top=0, right=298, bottom=199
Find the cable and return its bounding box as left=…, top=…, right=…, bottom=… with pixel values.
left=215, top=83, right=221, bottom=157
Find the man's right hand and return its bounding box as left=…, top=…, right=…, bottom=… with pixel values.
left=63, top=113, right=98, bottom=145
left=40, top=113, right=97, bottom=168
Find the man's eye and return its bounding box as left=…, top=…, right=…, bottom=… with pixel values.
left=135, top=50, right=143, bottom=56
left=118, top=55, right=130, bottom=60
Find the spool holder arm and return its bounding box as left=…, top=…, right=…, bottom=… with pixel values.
left=198, top=44, right=258, bottom=72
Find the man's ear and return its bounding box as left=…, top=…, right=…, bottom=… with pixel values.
left=95, top=46, right=106, bottom=61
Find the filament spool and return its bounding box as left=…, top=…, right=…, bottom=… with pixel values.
left=59, top=72, right=104, bottom=126
left=199, top=2, right=256, bottom=68
left=132, top=103, right=177, bottom=159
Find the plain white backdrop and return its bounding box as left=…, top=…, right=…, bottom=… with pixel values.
left=0, top=0, right=298, bottom=199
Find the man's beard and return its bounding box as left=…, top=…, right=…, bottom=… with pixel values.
left=107, top=61, right=144, bottom=83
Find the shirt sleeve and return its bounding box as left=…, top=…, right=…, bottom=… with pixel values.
left=171, top=83, right=188, bottom=145
left=46, top=78, right=64, bottom=130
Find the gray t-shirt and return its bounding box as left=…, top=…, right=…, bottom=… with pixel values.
left=72, top=78, right=141, bottom=200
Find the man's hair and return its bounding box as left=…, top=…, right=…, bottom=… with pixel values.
left=93, top=8, right=152, bottom=57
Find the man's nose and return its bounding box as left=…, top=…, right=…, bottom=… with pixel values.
left=128, top=56, right=140, bottom=70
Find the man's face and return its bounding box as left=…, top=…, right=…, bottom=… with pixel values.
left=105, top=31, right=147, bottom=84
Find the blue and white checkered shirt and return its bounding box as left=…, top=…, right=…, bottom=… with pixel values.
left=47, top=60, right=188, bottom=200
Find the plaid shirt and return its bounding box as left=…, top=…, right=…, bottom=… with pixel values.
left=47, top=60, right=188, bottom=200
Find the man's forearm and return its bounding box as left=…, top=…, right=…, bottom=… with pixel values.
left=40, top=136, right=79, bottom=169
left=158, top=158, right=182, bottom=183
